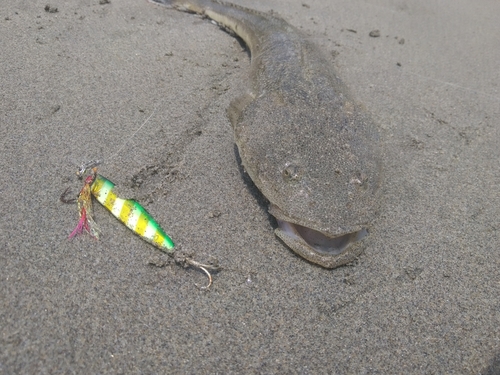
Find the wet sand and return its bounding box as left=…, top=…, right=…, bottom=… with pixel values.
left=1, top=0, right=499, bottom=373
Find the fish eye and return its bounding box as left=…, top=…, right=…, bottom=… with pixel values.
left=282, top=163, right=302, bottom=182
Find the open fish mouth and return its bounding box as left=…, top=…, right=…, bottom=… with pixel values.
left=270, top=203, right=369, bottom=268
left=276, top=220, right=368, bottom=256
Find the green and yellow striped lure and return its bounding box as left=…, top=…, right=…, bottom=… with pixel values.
left=90, top=174, right=175, bottom=253
left=68, top=165, right=218, bottom=288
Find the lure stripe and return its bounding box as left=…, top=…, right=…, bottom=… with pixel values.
left=144, top=222, right=158, bottom=242
left=126, top=203, right=141, bottom=230
left=135, top=209, right=149, bottom=236
left=118, top=200, right=132, bottom=225
left=110, top=197, right=124, bottom=218
left=91, top=174, right=175, bottom=252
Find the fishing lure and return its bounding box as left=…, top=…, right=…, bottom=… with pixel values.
left=90, top=173, right=175, bottom=253
left=68, top=172, right=99, bottom=239
left=67, top=164, right=218, bottom=288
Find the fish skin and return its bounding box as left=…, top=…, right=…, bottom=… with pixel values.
left=151, top=0, right=382, bottom=268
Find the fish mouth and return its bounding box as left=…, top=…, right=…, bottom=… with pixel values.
left=276, top=220, right=368, bottom=256
left=270, top=205, right=369, bottom=268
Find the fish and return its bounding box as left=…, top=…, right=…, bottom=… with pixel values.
left=150, top=0, right=382, bottom=268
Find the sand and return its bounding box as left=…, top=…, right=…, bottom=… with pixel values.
left=1, top=0, right=499, bottom=373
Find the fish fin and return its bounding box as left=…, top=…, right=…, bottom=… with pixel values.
left=149, top=0, right=206, bottom=14
left=227, top=92, right=255, bottom=129
left=148, top=0, right=174, bottom=8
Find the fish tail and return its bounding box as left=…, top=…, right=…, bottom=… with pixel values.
left=91, top=175, right=175, bottom=252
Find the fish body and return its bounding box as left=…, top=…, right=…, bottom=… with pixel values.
left=152, top=0, right=382, bottom=268
left=91, top=175, right=175, bottom=252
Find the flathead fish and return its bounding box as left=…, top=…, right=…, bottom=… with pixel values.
left=151, top=0, right=382, bottom=268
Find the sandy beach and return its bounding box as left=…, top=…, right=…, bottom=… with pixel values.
left=1, top=0, right=499, bottom=372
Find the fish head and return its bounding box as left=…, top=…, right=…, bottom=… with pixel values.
left=234, top=92, right=382, bottom=268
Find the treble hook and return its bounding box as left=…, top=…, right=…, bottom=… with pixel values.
left=185, top=258, right=220, bottom=289
left=60, top=186, right=77, bottom=204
